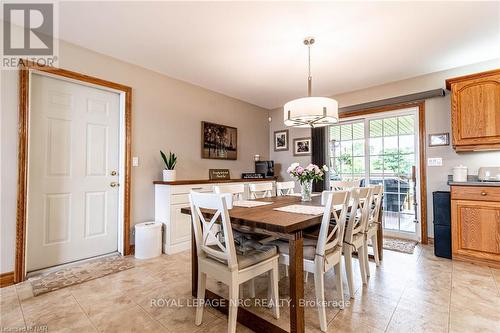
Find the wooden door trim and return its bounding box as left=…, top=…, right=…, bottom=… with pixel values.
left=339, top=101, right=428, bottom=244
left=15, top=61, right=132, bottom=283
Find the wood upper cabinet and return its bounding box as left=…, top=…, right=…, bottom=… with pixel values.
left=451, top=186, right=500, bottom=267
left=446, top=69, right=500, bottom=151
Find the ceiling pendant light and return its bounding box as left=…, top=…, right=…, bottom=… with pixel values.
left=284, top=37, right=339, bottom=128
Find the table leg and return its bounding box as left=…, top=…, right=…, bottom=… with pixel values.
left=192, top=225, right=198, bottom=298
left=289, top=231, right=304, bottom=333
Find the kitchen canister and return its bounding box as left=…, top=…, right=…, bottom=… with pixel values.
left=452, top=165, right=468, bottom=182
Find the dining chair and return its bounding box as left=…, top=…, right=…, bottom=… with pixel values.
left=213, top=184, right=245, bottom=201
left=343, top=187, right=373, bottom=297
left=249, top=182, right=274, bottom=198
left=189, top=192, right=280, bottom=333
left=276, top=181, right=295, bottom=196
left=330, top=180, right=360, bottom=191
left=363, top=184, right=383, bottom=274
left=213, top=183, right=257, bottom=296
left=271, top=191, right=349, bottom=332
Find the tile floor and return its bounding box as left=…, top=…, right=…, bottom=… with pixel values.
left=1, top=244, right=499, bottom=332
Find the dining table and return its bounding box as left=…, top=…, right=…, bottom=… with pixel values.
left=180, top=194, right=383, bottom=333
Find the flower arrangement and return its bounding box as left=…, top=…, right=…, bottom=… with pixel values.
left=287, top=163, right=329, bottom=201
left=287, top=163, right=328, bottom=184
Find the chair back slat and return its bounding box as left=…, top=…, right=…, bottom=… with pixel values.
left=316, top=191, right=349, bottom=258
left=344, top=187, right=373, bottom=243
left=276, top=181, right=295, bottom=196
left=370, top=184, right=384, bottom=224
left=189, top=192, right=238, bottom=270
left=330, top=180, right=360, bottom=191
left=213, top=184, right=245, bottom=201
left=249, top=182, right=273, bottom=199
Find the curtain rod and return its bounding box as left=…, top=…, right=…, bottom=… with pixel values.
left=338, top=88, right=446, bottom=115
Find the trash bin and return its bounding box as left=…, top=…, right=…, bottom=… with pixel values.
left=135, top=222, right=162, bottom=259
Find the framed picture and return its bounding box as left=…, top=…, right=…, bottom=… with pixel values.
left=429, top=133, right=450, bottom=147
left=201, top=121, right=237, bottom=160
left=273, top=129, right=289, bottom=151
left=293, top=137, right=312, bottom=156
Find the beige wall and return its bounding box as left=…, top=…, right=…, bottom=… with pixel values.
left=269, top=58, right=500, bottom=239
left=0, top=41, right=270, bottom=273
left=269, top=111, right=311, bottom=190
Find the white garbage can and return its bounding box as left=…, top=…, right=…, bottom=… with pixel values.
left=135, top=222, right=162, bottom=259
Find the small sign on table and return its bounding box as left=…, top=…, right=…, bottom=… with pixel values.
left=209, top=169, right=230, bottom=180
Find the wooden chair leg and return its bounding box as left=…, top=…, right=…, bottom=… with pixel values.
left=195, top=271, right=206, bottom=325
left=270, top=264, right=280, bottom=319
left=314, top=267, right=327, bottom=332
left=358, top=246, right=368, bottom=285
left=248, top=279, right=256, bottom=298
left=334, top=262, right=345, bottom=309
left=344, top=251, right=355, bottom=298
left=228, top=280, right=239, bottom=333
left=372, top=235, right=380, bottom=266
left=364, top=242, right=371, bottom=277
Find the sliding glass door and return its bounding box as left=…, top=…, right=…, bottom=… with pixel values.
left=328, top=108, right=420, bottom=239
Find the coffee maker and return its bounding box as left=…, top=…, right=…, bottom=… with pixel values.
left=255, top=160, right=274, bottom=178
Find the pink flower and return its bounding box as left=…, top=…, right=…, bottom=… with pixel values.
left=306, top=164, right=315, bottom=171
left=296, top=166, right=304, bottom=175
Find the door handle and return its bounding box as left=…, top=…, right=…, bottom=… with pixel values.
left=111, top=170, right=118, bottom=176
left=110, top=182, right=119, bottom=188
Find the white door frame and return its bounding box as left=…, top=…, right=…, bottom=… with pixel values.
left=16, top=62, right=132, bottom=282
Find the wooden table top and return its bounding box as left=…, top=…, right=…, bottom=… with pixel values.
left=180, top=195, right=325, bottom=234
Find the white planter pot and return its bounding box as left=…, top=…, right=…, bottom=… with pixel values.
left=163, top=170, right=176, bottom=182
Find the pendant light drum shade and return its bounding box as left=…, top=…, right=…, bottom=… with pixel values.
left=284, top=96, right=339, bottom=128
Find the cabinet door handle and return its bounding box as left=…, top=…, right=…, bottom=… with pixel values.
left=480, top=191, right=487, bottom=196
left=191, top=187, right=203, bottom=190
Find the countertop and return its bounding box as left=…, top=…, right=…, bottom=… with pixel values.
left=447, top=175, right=500, bottom=187
left=153, top=178, right=276, bottom=185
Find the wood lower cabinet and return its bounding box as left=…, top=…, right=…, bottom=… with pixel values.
left=451, top=186, right=500, bottom=267
left=446, top=69, right=500, bottom=151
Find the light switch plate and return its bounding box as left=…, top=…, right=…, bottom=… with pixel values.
left=132, top=156, right=139, bottom=167
left=427, top=157, right=443, bottom=166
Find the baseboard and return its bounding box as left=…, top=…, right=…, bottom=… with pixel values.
left=0, top=272, right=15, bottom=288
left=163, top=241, right=190, bottom=255
left=427, top=237, right=434, bottom=245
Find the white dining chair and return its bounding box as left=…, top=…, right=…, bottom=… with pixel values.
left=363, top=184, right=383, bottom=274
left=330, top=180, right=360, bottom=191
left=189, top=192, right=280, bottom=333
left=343, top=187, right=373, bottom=298
left=276, top=181, right=295, bottom=196
left=271, top=191, right=349, bottom=332
left=249, top=182, right=273, bottom=198
left=213, top=183, right=256, bottom=296
left=213, top=184, right=245, bottom=201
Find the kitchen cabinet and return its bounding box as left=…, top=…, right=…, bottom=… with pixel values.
left=451, top=185, right=500, bottom=267
left=446, top=69, right=500, bottom=151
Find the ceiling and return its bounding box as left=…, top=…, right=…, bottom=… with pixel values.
left=55, top=1, right=499, bottom=109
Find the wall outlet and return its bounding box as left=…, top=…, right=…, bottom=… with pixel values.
left=427, top=157, right=443, bottom=166
left=132, top=156, right=139, bottom=167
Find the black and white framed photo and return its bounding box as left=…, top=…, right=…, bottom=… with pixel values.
left=429, top=133, right=450, bottom=147
left=273, top=129, right=289, bottom=152
left=293, top=137, right=312, bottom=156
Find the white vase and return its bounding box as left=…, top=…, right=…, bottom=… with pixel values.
left=163, top=170, right=176, bottom=182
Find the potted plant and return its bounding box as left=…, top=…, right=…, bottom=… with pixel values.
left=287, top=163, right=328, bottom=201
left=160, top=150, right=177, bottom=181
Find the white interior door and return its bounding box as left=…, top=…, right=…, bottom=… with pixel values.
left=26, top=73, right=121, bottom=272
